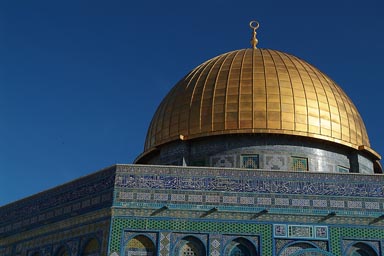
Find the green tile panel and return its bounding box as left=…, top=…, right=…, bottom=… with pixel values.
left=109, top=217, right=272, bottom=255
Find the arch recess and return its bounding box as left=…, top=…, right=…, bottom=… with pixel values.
left=344, top=242, right=379, bottom=256
left=224, top=237, right=258, bottom=256
left=81, top=237, right=101, bottom=256
left=125, top=234, right=156, bottom=256
left=175, top=235, right=206, bottom=256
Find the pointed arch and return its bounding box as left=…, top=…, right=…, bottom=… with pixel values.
left=81, top=237, right=101, bottom=256
left=344, top=242, right=379, bottom=256
left=125, top=234, right=155, bottom=256
left=175, top=235, right=206, bottom=256
left=224, top=237, right=258, bottom=256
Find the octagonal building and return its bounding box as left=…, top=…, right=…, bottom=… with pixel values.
left=0, top=23, right=383, bottom=256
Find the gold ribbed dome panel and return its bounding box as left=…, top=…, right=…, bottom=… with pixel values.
left=144, top=49, right=370, bottom=152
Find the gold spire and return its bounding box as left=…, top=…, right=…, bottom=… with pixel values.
left=249, top=20, right=259, bottom=49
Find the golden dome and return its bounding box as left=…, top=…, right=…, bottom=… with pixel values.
left=143, top=49, right=377, bottom=158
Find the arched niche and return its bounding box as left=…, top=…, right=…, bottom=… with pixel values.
left=125, top=234, right=156, bottom=256
left=344, top=242, right=379, bottom=256
left=175, top=235, right=206, bottom=256
left=224, top=237, right=258, bottom=256
left=81, top=237, right=101, bottom=256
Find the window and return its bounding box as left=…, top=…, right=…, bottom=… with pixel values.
left=176, top=236, right=206, bottom=256
left=291, top=157, right=308, bottom=171
left=337, top=165, right=349, bottom=173
left=126, top=235, right=155, bottom=256
left=241, top=155, right=259, bottom=169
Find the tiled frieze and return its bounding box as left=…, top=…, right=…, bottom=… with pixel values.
left=365, top=201, right=380, bottom=210
left=115, top=191, right=384, bottom=218
left=313, top=200, right=328, bottom=208
left=113, top=165, right=384, bottom=216
left=188, top=194, right=203, bottom=203
left=115, top=165, right=383, bottom=198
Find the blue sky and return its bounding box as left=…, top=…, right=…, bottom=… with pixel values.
left=1, top=0, right=383, bottom=206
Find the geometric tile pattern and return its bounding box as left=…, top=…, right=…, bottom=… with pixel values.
left=330, top=227, right=384, bottom=255
left=211, top=155, right=236, bottom=168
left=209, top=234, right=221, bottom=256
left=264, top=155, right=287, bottom=170
left=114, top=190, right=383, bottom=216
left=110, top=217, right=271, bottom=255
left=159, top=232, right=171, bottom=256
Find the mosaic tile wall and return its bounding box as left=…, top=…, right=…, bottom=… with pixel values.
left=330, top=226, right=384, bottom=255
left=109, top=217, right=269, bottom=255
left=114, top=165, right=384, bottom=218
left=110, top=217, right=383, bottom=255
left=110, top=164, right=384, bottom=255
left=145, top=134, right=373, bottom=173
left=0, top=166, right=116, bottom=238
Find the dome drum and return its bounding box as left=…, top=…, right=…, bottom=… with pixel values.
left=136, top=133, right=379, bottom=174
